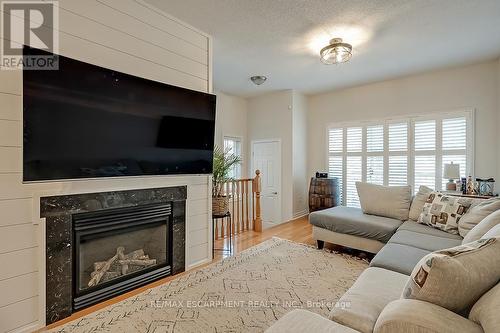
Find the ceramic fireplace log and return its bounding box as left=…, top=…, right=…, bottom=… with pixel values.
left=90, top=270, right=121, bottom=280
left=88, top=246, right=125, bottom=287
left=124, top=249, right=145, bottom=259
left=118, top=259, right=157, bottom=266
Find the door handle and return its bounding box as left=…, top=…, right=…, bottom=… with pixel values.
left=272, top=192, right=278, bottom=195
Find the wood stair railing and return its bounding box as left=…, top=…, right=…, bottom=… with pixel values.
left=214, top=170, right=262, bottom=240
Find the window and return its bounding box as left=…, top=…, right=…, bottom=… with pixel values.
left=223, top=136, right=242, bottom=179
left=327, top=111, right=473, bottom=207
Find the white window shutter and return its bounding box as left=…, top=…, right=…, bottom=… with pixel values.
left=388, top=123, right=408, bottom=152
left=347, top=127, right=362, bottom=152
left=414, top=120, right=436, bottom=151
left=346, top=156, right=362, bottom=207
left=328, top=128, right=343, bottom=153
left=327, top=111, right=471, bottom=206
left=367, top=125, right=384, bottom=152
left=443, top=117, right=467, bottom=150
left=367, top=156, right=384, bottom=185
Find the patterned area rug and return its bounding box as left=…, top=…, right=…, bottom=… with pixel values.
left=49, top=238, right=368, bottom=333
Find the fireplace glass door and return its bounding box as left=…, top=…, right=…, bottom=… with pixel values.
left=78, top=223, right=167, bottom=291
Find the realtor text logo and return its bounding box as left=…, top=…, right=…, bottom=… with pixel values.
left=1, top=1, right=59, bottom=70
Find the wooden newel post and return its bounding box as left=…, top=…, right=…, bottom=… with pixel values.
left=253, top=169, right=262, bottom=232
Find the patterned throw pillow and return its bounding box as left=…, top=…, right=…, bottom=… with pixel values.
left=402, top=238, right=500, bottom=313
left=417, top=192, right=472, bottom=234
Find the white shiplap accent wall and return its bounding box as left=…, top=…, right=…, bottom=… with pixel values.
left=0, top=1, right=213, bottom=332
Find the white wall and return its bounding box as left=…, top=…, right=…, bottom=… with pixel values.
left=0, top=1, right=212, bottom=332
left=498, top=58, right=500, bottom=184
left=292, top=92, right=308, bottom=217
left=308, top=61, right=500, bottom=187
left=247, top=90, right=294, bottom=223
left=215, top=93, right=249, bottom=177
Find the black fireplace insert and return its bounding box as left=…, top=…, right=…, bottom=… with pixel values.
left=72, top=203, right=173, bottom=310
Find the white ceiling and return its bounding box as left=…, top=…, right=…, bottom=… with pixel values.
left=146, top=0, right=500, bottom=97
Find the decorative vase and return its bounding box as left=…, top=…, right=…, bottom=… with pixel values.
left=212, top=196, right=229, bottom=216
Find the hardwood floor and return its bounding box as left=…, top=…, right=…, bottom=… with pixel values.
left=213, top=215, right=313, bottom=260
left=42, top=215, right=313, bottom=331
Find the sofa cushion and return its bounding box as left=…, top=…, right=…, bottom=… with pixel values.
left=417, top=192, right=472, bottom=235
left=408, top=185, right=433, bottom=221
left=388, top=230, right=461, bottom=252
left=402, top=237, right=500, bottom=313
left=369, top=243, right=430, bottom=275
left=458, top=198, right=500, bottom=237
left=266, top=309, right=360, bottom=333
left=356, top=182, right=412, bottom=221
left=309, top=206, right=403, bottom=243
left=397, top=221, right=463, bottom=240
left=469, top=283, right=500, bottom=333
left=462, top=208, right=500, bottom=244
left=482, top=223, right=500, bottom=238
left=375, top=299, right=484, bottom=333
left=329, top=267, right=408, bottom=333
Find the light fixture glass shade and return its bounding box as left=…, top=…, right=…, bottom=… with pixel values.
left=320, top=38, right=352, bottom=64
left=443, top=163, right=460, bottom=179
left=250, top=75, right=267, bottom=85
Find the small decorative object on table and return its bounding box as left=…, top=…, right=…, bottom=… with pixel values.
left=443, top=162, right=460, bottom=191
left=476, top=178, right=495, bottom=196
left=315, top=171, right=328, bottom=178
left=466, top=176, right=476, bottom=195
left=461, top=177, right=467, bottom=194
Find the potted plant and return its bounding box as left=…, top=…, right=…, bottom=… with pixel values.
left=212, top=145, right=242, bottom=216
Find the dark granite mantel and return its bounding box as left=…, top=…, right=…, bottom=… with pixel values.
left=41, top=186, right=187, bottom=325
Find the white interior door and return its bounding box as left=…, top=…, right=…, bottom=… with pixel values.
left=252, top=140, right=281, bottom=229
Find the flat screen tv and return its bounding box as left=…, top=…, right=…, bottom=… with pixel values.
left=23, top=46, right=216, bottom=182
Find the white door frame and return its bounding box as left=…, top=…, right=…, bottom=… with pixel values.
left=251, top=139, right=282, bottom=227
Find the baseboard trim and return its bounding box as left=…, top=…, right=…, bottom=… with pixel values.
left=9, top=321, right=41, bottom=333
left=292, top=209, right=309, bottom=220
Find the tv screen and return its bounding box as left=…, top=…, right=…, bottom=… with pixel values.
left=23, top=46, right=216, bottom=182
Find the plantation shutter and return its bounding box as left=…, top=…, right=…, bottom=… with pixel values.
left=328, top=128, right=343, bottom=200
left=366, top=125, right=384, bottom=185
left=414, top=120, right=436, bottom=190
left=345, top=127, right=362, bottom=207
left=326, top=111, right=471, bottom=205
left=441, top=117, right=468, bottom=189
left=388, top=123, right=408, bottom=186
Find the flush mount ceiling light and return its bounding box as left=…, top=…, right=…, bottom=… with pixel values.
left=320, top=38, right=352, bottom=64
left=250, top=75, right=267, bottom=85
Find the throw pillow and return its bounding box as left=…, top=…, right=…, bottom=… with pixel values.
left=462, top=209, right=500, bottom=244
left=402, top=237, right=500, bottom=314
left=417, top=192, right=472, bottom=234
left=355, top=182, right=412, bottom=221
left=458, top=198, right=500, bottom=237
left=409, top=185, right=433, bottom=221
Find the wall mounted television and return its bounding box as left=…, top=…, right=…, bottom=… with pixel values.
left=23, top=46, right=216, bottom=182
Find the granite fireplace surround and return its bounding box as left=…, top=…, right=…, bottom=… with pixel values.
left=40, top=186, right=187, bottom=325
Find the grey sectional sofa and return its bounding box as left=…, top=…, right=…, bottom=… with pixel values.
left=310, top=206, right=462, bottom=275
left=265, top=204, right=500, bottom=333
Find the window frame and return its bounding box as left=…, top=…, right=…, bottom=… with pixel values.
left=325, top=109, right=474, bottom=206
left=223, top=135, right=244, bottom=179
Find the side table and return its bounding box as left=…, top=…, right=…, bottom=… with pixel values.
left=212, top=212, right=233, bottom=254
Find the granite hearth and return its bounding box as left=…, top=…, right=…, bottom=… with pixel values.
left=41, top=186, right=186, bottom=325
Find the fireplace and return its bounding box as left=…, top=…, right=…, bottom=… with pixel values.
left=72, top=203, right=173, bottom=310
left=41, top=186, right=187, bottom=324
